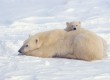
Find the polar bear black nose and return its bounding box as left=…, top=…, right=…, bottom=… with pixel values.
left=18, top=50, right=22, bottom=53
left=73, top=28, right=76, bottom=30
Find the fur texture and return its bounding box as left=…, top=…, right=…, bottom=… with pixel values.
left=18, top=29, right=106, bottom=61
left=65, top=21, right=107, bottom=57
left=65, top=21, right=81, bottom=31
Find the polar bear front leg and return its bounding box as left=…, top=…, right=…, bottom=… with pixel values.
left=26, top=50, right=53, bottom=58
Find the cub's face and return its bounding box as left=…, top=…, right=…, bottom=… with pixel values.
left=65, top=22, right=81, bottom=32
left=18, top=35, right=42, bottom=55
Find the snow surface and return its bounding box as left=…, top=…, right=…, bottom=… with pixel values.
left=0, top=0, right=110, bottom=80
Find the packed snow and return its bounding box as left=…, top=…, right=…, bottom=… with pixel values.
left=0, top=0, right=110, bottom=80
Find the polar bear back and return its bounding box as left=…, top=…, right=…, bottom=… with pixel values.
left=71, top=31, right=104, bottom=60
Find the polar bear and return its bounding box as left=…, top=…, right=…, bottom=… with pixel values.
left=65, top=21, right=81, bottom=31
left=18, top=29, right=106, bottom=61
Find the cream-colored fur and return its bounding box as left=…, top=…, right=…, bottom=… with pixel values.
left=19, top=29, right=106, bottom=61
left=65, top=21, right=107, bottom=57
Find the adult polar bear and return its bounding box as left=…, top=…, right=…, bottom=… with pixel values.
left=18, top=29, right=107, bottom=61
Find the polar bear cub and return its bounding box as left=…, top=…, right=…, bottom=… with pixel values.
left=65, top=21, right=81, bottom=31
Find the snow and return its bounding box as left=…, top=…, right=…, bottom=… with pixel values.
left=0, top=0, right=110, bottom=80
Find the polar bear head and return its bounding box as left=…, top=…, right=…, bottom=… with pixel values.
left=18, top=33, right=43, bottom=55
left=65, top=21, right=81, bottom=32
left=18, top=29, right=65, bottom=55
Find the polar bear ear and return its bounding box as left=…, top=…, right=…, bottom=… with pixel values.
left=36, top=38, right=42, bottom=48
left=28, top=34, right=33, bottom=38
left=79, top=21, right=81, bottom=24
left=66, top=22, right=69, bottom=26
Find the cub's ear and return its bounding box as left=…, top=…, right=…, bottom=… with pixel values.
left=36, top=38, right=42, bottom=48
left=79, top=21, right=81, bottom=24
left=66, top=22, right=69, bottom=26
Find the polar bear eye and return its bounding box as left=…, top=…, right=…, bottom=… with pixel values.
left=26, top=45, right=28, bottom=47
left=36, top=40, right=38, bottom=43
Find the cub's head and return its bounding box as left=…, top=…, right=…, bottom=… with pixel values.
left=18, top=33, right=43, bottom=55
left=65, top=21, right=81, bottom=32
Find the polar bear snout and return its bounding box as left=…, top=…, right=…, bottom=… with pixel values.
left=18, top=46, right=25, bottom=55
left=73, top=27, right=76, bottom=30
left=18, top=49, right=22, bottom=53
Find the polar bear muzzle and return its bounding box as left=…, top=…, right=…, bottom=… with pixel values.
left=18, top=46, right=25, bottom=55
